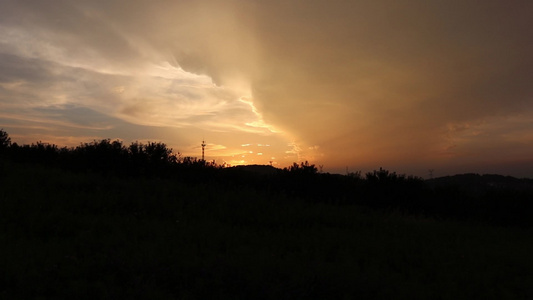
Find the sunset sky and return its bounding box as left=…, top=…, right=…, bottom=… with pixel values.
left=1, top=0, right=532, bottom=177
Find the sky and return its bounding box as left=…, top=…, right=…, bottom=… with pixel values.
left=0, top=0, right=532, bottom=178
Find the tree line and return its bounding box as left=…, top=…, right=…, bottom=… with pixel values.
left=1, top=129, right=531, bottom=226
left=0, top=129, right=219, bottom=177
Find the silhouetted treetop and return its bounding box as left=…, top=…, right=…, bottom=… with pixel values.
left=284, top=161, right=318, bottom=175
left=0, top=129, right=11, bottom=152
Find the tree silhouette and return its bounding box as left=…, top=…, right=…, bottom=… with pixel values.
left=0, top=129, right=11, bottom=152
left=284, top=161, right=318, bottom=175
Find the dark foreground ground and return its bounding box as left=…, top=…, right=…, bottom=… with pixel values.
left=1, top=161, right=532, bottom=299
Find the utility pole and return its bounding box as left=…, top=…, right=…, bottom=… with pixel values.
left=201, top=140, right=206, bottom=161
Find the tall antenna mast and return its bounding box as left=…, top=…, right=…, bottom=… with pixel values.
left=201, top=140, right=206, bottom=161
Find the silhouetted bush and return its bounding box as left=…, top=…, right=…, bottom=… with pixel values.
left=0, top=129, right=11, bottom=152
left=357, top=168, right=427, bottom=211
left=284, top=161, right=318, bottom=175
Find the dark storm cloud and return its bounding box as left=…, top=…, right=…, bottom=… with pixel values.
left=241, top=0, right=533, bottom=172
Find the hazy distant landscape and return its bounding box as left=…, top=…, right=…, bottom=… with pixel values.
left=2, top=1, right=533, bottom=298
left=1, top=130, right=532, bottom=299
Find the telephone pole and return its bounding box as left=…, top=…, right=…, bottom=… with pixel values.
left=201, top=140, right=206, bottom=161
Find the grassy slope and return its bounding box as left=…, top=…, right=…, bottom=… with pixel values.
left=1, top=161, right=532, bottom=299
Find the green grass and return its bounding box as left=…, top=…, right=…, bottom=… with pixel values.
left=1, top=161, right=532, bottom=299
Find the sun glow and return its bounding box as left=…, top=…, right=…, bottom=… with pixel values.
left=2, top=1, right=531, bottom=177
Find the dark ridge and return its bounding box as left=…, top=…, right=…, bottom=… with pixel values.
left=427, top=173, right=533, bottom=192
left=227, top=164, right=279, bottom=175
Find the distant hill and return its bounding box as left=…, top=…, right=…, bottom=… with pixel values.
left=427, top=173, right=533, bottom=192
left=226, top=164, right=279, bottom=176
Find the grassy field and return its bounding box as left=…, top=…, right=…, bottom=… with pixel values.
left=1, top=161, right=532, bottom=299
